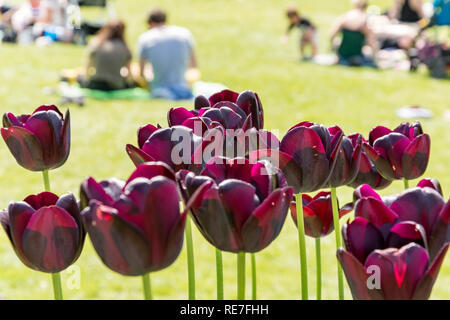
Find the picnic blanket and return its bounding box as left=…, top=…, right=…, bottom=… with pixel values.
left=54, top=80, right=227, bottom=104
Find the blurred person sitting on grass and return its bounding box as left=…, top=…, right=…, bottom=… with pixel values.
left=136, top=8, right=198, bottom=100
left=389, top=0, right=424, bottom=23
left=6, top=0, right=72, bottom=43
left=330, top=0, right=379, bottom=67
left=79, top=19, right=134, bottom=91
left=282, top=7, right=318, bottom=59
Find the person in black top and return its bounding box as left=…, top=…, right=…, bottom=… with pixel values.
left=283, top=7, right=318, bottom=59
left=390, top=0, right=424, bottom=23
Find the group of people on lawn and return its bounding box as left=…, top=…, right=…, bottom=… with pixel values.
left=285, top=0, right=441, bottom=67
left=0, top=0, right=447, bottom=100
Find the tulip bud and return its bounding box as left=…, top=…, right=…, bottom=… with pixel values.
left=2, top=105, right=70, bottom=171
left=0, top=192, right=84, bottom=273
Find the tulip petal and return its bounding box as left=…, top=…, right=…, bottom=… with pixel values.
left=202, top=157, right=252, bottom=184
left=281, top=126, right=325, bottom=155
left=417, top=178, right=443, bottom=196
left=353, top=184, right=383, bottom=202
left=374, top=133, right=410, bottom=179
left=80, top=177, right=116, bottom=209
left=194, top=95, right=210, bottom=109
left=428, top=200, right=450, bottom=260
left=401, top=134, right=431, bottom=180
left=363, top=143, right=397, bottom=181
left=343, top=217, right=384, bottom=264
left=57, top=109, right=71, bottom=170
left=365, top=243, right=429, bottom=300
left=218, top=179, right=260, bottom=232
left=368, top=126, right=392, bottom=145
left=125, top=162, right=175, bottom=186
left=209, top=89, right=239, bottom=106
left=24, top=192, right=59, bottom=209
left=6, top=202, right=35, bottom=267
left=25, top=110, right=63, bottom=165
left=337, top=248, right=384, bottom=300
left=354, top=197, right=398, bottom=235
left=121, top=177, right=180, bottom=267
left=22, top=206, right=79, bottom=272
left=280, top=127, right=330, bottom=192
left=386, top=221, right=427, bottom=250
left=167, top=107, right=196, bottom=127
left=390, top=188, right=445, bottom=237
left=1, top=126, right=45, bottom=171
left=350, top=152, right=392, bottom=190
left=191, top=183, right=242, bottom=252
left=33, top=104, right=64, bottom=117
left=138, top=124, right=158, bottom=149
left=412, top=243, right=449, bottom=299
left=126, top=144, right=155, bottom=167
left=242, top=187, right=293, bottom=252
left=82, top=202, right=151, bottom=276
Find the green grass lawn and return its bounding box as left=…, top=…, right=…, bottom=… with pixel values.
left=0, top=0, right=449, bottom=300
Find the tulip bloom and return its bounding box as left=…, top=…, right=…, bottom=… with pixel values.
left=290, top=192, right=351, bottom=238
left=168, top=89, right=264, bottom=130
left=0, top=192, right=84, bottom=273
left=363, top=122, right=430, bottom=181
left=126, top=125, right=204, bottom=171
left=325, top=128, right=363, bottom=188
left=347, top=133, right=392, bottom=190
left=348, top=184, right=450, bottom=262
left=208, top=90, right=264, bottom=130
left=417, top=178, right=443, bottom=196
left=80, top=162, right=190, bottom=276
left=337, top=242, right=449, bottom=300
left=177, top=157, right=293, bottom=253
left=266, top=121, right=344, bottom=193
left=2, top=105, right=71, bottom=172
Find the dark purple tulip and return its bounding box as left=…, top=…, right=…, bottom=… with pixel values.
left=126, top=125, right=203, bottom=171
left=348, top=133, right=392, bottom=190
left=198, top=89, right=264, bottom=130
left=363, top=122, right=430, bottom=180
left=80, top=162, right=191, bottom=276
left=0, top=192, right=84, bottom=273
left=254, top=121, right=343, bottom=193
left=168, top=105, right=248, bottom=131
left=326, top=128, right=363, bottom=188
left=208, top=89, right=240, bottom=106
left=417, top=178, right=443, bottom=196
left=337, top=242, right=449, bottom=300
left=2, top=105, right=70, bottom=171
left=290, top=191, right=351, bottom=238
left=349, top=184, right=450, bottom=261
left=177, top=157, right=293, bottom=253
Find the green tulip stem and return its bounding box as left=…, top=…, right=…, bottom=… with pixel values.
left=142, top=273, right=152, bottom=300
left=315, top=238, right=322, bottom=300
left=42, top=169, right=51, bottom=192
left=51, top=273, right=63, bottom=300
left=331, top=187, right=344, bottom=300
left=185, top=215, right=196, bottom=300
left=403, top=179, right=410, bottom=190
left=295, top=193, right=308, bottom=300
left=251, top=253, right=257, bottom=300
left=237, top=252, right=246, bottom=300
left=43, top=170, right=63, bottom=301
left=215, top=248, right=224, bottom=300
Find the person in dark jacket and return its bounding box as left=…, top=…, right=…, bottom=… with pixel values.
left=283, top=7, right=318, bottom=59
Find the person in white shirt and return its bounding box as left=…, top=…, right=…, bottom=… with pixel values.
left=137, top=8, right=198, bottom=100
